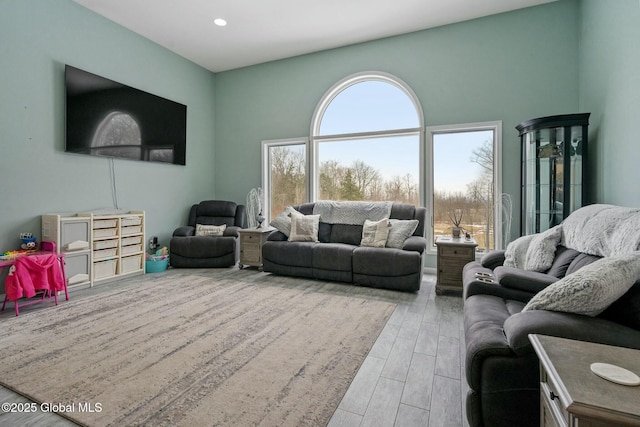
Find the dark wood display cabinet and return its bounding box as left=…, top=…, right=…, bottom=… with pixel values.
left=516, top=113, right=590, bottom=235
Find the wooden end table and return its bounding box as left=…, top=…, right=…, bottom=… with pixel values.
left=238, top=227, right=274, bottom=269
left=435, top=236, right=477, bottom=295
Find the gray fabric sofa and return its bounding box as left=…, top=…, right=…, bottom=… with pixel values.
left=262, top=202, right=427, bottom=291
left=462, top=204, right=640, bottom=427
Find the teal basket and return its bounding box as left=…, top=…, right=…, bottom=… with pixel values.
left=146, top=257, right=169, bottom=273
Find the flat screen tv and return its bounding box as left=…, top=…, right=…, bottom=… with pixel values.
left=65, top=65, right=187, bottom=165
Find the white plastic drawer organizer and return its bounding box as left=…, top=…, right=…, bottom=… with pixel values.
left=42, top=210, right=145, bottom=286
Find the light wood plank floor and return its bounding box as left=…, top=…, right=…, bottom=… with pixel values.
left=0, top=268, right=469, bottom=427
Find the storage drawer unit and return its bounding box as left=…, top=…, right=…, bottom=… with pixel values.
left=435, top=236, right=477, bottom=295
left=41, top=214, right=92, bottom=287
left=45, top=210, right=145, bottom=286
left=238, top=227, right=274, bottom=269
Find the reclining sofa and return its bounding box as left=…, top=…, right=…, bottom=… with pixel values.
left=262, top=201, right=427, bottom=292
left=462, top=204, right=640, bottom=427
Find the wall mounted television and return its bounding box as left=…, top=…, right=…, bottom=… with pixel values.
left=65, top=65, right=187, bottom=165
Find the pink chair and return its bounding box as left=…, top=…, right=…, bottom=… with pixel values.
left=1, top=241, right=68, bottom=316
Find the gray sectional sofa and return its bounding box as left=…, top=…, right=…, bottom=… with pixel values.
left=262, top=202, right=427, bottom=291
left=462, top=204, right=640, bottom=427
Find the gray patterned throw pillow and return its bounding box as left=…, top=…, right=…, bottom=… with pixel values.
left=522, top=252, right=640, bottom=316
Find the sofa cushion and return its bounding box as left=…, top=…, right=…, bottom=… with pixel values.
left=195, top=200, right=237, bottom=218
left=170, top=236, right=236, bottom=259
left=262, top=241, right=315, bottom=267
left=464, top=294, right=526, bottom=390
left=599, top=281, right=640, bottom=330
left=386, top=219, right=418, bottom=249
left=289, top=214, right=320, bottom=242
left=565, top=252, right=601, bottom=275
left=318, top=222, right=332, bottom=243
left=545, top=246, right=581, bottom=278
left=313, top=243, right=354, bottom=272
left=523, top=252, right=640, bottom=316
left=352, top=247, right=420, bottom=276
left=329, top=224, right=363, bottom=246
left=360, top=218, right=390, bottom=248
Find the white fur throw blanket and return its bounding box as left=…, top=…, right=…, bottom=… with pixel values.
left=561, top=204, right=640, bottom=257
left=313, top=201, right=393, bottom=225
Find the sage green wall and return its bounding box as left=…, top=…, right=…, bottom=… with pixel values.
left=0, top=0, right=217, bottom=253
left=214, top=0, right=580, bottom=265
left=579, top=0, right=640, bottom=206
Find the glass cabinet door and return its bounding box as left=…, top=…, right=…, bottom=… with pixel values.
left=517, top=114, right=589, bottom=235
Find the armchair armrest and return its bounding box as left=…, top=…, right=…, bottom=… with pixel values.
left=402, top=236, right=427, bottom=253
left=267, top=230, right=288, bottom=241
left=173, top=226, right=195, bottom=237
left=504, top=310, right=640, bottom=356
left=480, top=250, right=506, bottom=270
left=494, top=266, right=558, bottom=294
left=224, top=226, right=241, bottom=238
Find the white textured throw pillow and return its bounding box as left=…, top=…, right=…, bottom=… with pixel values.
left=524, top=225, right=562, bottom=272
left=269, top=206, right=302, bottom=237
left=361, top=218, right=390, bottom=248
left=195, top=224, right=226, bottom=236
left=288, top=214, right=320, bottom=242
left=503, top=234, right=536, bottom=269
left=386, top=219, right=419, bottom=249
left=522, top=252, right=640, bottom=316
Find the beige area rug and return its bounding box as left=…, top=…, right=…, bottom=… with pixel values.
left=0, top=271, right=395, bottom=426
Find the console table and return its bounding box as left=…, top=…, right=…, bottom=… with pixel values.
left=530, top=334, right=640, bottom=427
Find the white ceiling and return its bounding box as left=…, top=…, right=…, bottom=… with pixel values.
left=73, top=0, right=557, bottom=72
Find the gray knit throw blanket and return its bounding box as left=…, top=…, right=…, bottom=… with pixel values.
left=313, top=201, right=393, bottom=225
left=561, top=204, right=640, bottom=257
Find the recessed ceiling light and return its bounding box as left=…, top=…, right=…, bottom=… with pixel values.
left=214, top=18, right=227, bottom=27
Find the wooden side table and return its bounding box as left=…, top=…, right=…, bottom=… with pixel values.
left=530, top=334, right=640, bottom=427
left=238, top=227, right=274, bottom=269
left=435, top=236, right=477, bottom=295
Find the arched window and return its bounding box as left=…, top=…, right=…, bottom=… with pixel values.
left=91, top=112, right=142, bottom=160
left=310, top=72, right=423, bottom=203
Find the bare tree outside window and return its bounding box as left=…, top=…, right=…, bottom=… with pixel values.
left=267, top=144, right=306, bottom=219
left=433, top=130, right=496, bottom=253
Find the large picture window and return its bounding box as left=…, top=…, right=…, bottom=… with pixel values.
left=427, top=122, right=502, bottom=253
left=261, top=73, right=503, bottom=257
left=310, top=72, right=423, bottom=205
left=261, top=138, right=308, bottom=220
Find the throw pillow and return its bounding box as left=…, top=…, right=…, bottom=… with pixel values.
left=288, top=214, right=320, bottom=242
left=360, top=218, right=390, bottom=248
left=195, top=224, right=226, bottom=236
left=386, top=219, right=419, bottom=249
left=522, top=252, right=640, bottom=316
left=524, top=225, right=563, bottom=272
left=269, top=206, right=302, bottom=237
left=503, top=234, right=536, bottom=269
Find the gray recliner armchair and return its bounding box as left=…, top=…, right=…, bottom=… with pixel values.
left=170, top=200, right=246, bottom=268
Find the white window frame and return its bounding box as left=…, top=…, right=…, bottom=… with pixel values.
left=261, top=137, right=309, bottom=222
left=309, top=71, right=425, bottom=204
left=426, top=121, right=503, bottom=254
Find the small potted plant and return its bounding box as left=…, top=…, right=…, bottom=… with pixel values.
left=449, top=209, right=464, bottom=238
